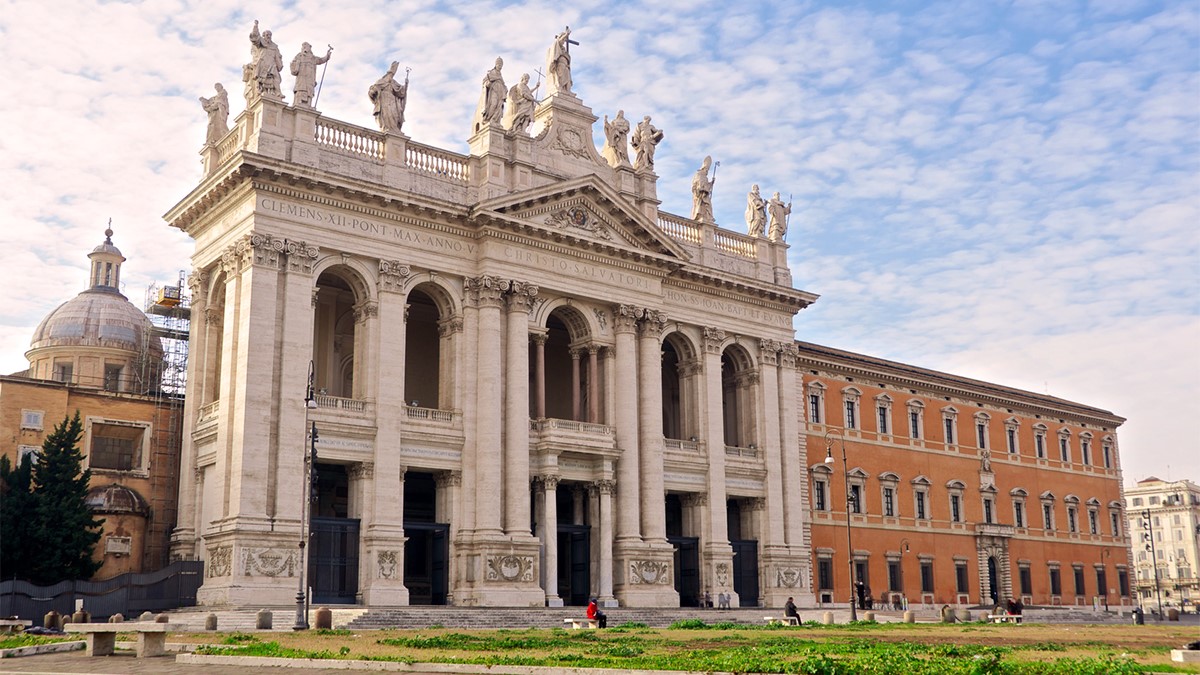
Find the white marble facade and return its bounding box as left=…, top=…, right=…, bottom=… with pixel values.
left=168, top=36, right=816, bottom=609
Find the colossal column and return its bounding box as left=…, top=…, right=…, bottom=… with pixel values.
left=611, top=305, right=642, bottom=545
left=700, top=326, right=737, bottom=605
left=170, top=271, right=208, bottom=559
left=504, top=282, right=537, bottom=535
left=637, top=310, right=668, bottom=544
left=468, top=275, right=506, bottom=537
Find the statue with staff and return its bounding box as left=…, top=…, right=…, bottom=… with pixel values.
left=473, top=57, right=507, bottom=132
left=369, top=61, right=410, bottom=134
left=247, top=20, right=284, bottom=100
left=768, top=191, right=792, bottom=242
left=290, top=42, right=332, bottom=108
left=691, top=156, right=718, bottom=223
left=504, top=73, right=540, bottom=133
left=546, top=26, right=578, bottom=95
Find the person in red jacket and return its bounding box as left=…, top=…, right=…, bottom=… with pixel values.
left=586, top=597, right=607, bottom=628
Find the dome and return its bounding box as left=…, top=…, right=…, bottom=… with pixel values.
left=29, top=288, right=160, bottom=357
left=86, top=484, right=150, bottom=516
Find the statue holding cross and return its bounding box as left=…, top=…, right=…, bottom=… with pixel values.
left=546, top=26, right=577, bottom=95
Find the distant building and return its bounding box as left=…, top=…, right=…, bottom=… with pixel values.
left=1, top=228, right=186, bottom=579
left=1124, top=477, right=1200, bottom=613
left=799, top=342, right=1130, bottom=609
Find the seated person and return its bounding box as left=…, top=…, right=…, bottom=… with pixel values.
left=586, top=597, right=606, bottom=628
left=784, top=596, right=799, bottom=622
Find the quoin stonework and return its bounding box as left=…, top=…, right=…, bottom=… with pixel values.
left=165, top=25, right=1132, bottom=610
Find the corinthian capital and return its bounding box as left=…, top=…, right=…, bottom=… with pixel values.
left=612, top=304, right=640, bottom=333
left=466, top=275, right=509, bottom=308
left=702, top=326, right=726, bottom=353
left=506, top=280, right=539, bottom=312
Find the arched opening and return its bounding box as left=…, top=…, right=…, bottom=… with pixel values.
left=539, top=308, right=593, bottom=422
left=988, top=556, right=1000, bottom=604
left=662, top=340, right=681, bottom=438
left=313, top=270, right=361, bottom=399
left=721, top=347, right=755, bottom=448
left=205, top=272, right=227, bottom=405
left=404, top=288, right=441, bottom=408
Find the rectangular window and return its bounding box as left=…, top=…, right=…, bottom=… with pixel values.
left=984, top=498, right=994, bottom=525
left=1043, top=503, right=1054, bottom=531
left=976, top=423, right=987, bottom=448
left=883, top=487, right=895, bottom=517
left=1096, top=568, right=1107, bottom=597
left=916, top=491, right=928, bottom=520
left=878, top=406, right=889, bottom=434
left=845, top=401, right=857, bottom=429
left=1049, top=568, right=1062, bottom=596
left=950, top=495, right=962, bottom=523
left=54, top=361, right=73, bottom=383
left=20, top=410, right=44, bottom=430
left=89, top=422, right=145, bottom=471
left=17, top=445, right=40, bottom=464
left=1110, top=512, right=1120, bottom=536
left=1020, top=566, right=1033, bottom=595
left=1088, top=510, right=1099, bottom=535
left=1014, top=502, right=1025, bottom=528
left=1103, top=444, right=1112, bottom=468
left=1059, top=437, right=1069, bottom=462
left=1081, top=440, right=1091, bottom=465
left=955, top=563, right=969, bottom=593
left=850, top=484, right=863, bottom=514
left=944, top=418, right=955, bottom=444
left=1118, top=570, right=1129, bottom=596
left=887, top=561, right=902, bottom=592
left=855, top=561, right=869, bottom=587
left=1073, top=567, right=1085, bottom=596
left=809, top=394, right=821, bottom=423
left=103, top=364, right=122, bottom=392
left=909, top=411, right=920, bottom=438
left=1006, top=428, right=1017, bottom=454
left=814, top=480, right=828, bottom=511
left=920, top=562, right=934, bottom=593
left=818, top=559, right=833, bottom=590
left=1067, top=507, right=1078, bottom=533
left=1035, top=434, right=1046, bottom=459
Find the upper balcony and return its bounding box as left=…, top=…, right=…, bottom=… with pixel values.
left=530, top=417, right=616, bottom=457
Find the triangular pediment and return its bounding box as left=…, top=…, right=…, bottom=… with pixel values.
left=471, top=175, right=691, bottom=261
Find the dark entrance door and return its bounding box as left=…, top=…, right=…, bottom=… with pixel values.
left=404, top=523, right=449, bottom=605
left=309, top=517, right=359, bottom=604
left=557, top=524, right=591, bottom=606
left=669, top=536, right=700, bottom=607
left=988, top=556, right=999, bottom=604
left=731, top=540, right=759, bottom=607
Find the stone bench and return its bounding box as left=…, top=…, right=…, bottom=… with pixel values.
left=987, top=614, right=1022, bottom=624
left=65, top=622, right=182, bottom=658
left=563, top=618, right=598, bottom=630
left=764, top=616, right=799, bottom=626
left=0, top=619, right=32, bottom=634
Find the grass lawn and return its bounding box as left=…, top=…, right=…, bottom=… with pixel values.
left=164, top=620, right=1200, bottom=674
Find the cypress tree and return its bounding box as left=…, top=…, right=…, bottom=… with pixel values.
left=29, top=412, right=103, bottom=584
left=0, top=452, right=35, bottom=580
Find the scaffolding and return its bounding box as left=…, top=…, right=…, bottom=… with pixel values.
left=138, top=272, right=190, bottom=569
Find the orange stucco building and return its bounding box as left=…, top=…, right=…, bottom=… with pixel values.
left=798, top=341, right=1130, bottom=609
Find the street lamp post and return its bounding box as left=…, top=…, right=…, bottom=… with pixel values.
left=825, top=431, right=858, bottom=622
left=1141, top=509, right=1164, bottom=620
left=294, top=362, right=318, bottom=631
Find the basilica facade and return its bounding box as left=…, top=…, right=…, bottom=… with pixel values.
left=167, top=30, right=1129, bottom=610
left=169, top=33, right=815, bottom=608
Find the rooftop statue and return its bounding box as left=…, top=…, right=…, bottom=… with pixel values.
left=474, top=57, right=507, bottom=132
left=290, top=42, right=331, bottom=108
left=745, top=184, right=766, bottom=237
left=768, top=192, right=792, bottom=242
left=246, top=20, right=284, bottom=100
left=546, top=26, right=575, bottom=95
left=504, top=73, right=539, bottom=134
left=199, top=83, right=229, bottom=146
left=691, top=156, right=717, bottom=223
left=631, top=116, right=663, bottom=173
left=369, top=61, right=409, bottom=134
left=602, top=110, right=631, bottom=168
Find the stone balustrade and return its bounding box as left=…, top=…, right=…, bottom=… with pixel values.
left=196, top=400, right=220, bottom=426
left=315, top=118, right=384, bottom=160
left=404, top=405, right=457, bottom=423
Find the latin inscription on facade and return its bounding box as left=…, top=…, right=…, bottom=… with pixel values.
left=665, top=288, right=793, bottom=327
left=259, top=197, right=476, bottom=253
left=502, top=246, right=651, bottom=290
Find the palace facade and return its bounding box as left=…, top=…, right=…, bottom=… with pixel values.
left=166, top=33, right=1130, bottom=609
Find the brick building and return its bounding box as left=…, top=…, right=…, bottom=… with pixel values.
left=799, top=342, right=1130, bottom=609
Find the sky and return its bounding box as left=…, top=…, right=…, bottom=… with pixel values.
left=0, top=0, right=1196, bottom=484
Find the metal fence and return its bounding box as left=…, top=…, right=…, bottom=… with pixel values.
left=0, top=560, right=203, bottom=623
